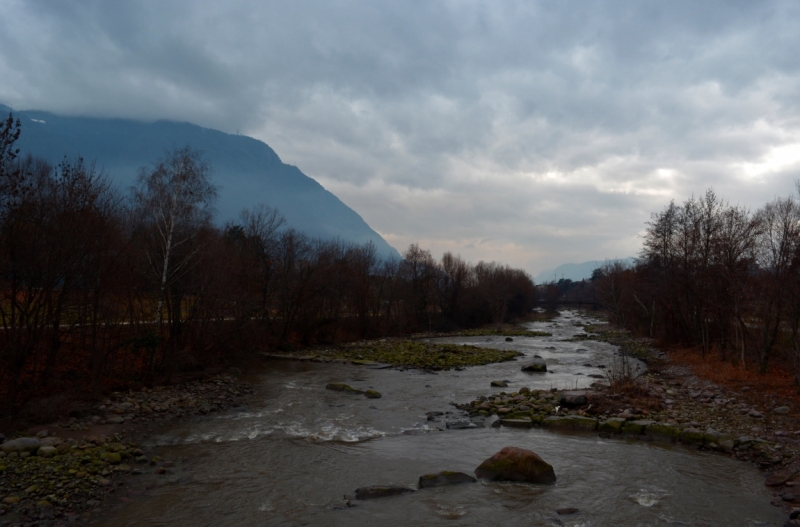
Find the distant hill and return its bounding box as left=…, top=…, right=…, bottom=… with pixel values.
left=535, top=258, right=636, bottom=284
left=0, top=104, right=400, bottom=260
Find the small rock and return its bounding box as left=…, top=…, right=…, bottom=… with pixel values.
left=775, top=406, right=791, bottom=415
left=355, top=486, right=415, bottom=499
left=36, top=446, right=58, bottom=457
left=491, top=381, right=508, bottom=388
left=749, top=410, right=764, bottom=419
left=364, top=390, right=382, bottom=399
left=557, top=507, right=579, bottom=515
left=0, top=437, right=41, bottom=453
left=418, top=471, right=476, bottom=488
left=505, top=337, right=513, bottom=342
left=446, top=420, right=480, bottom=430
left=100, top=452, right=121, bottom=464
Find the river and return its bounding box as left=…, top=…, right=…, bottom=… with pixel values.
left=96, top=311, right=784, bottom=526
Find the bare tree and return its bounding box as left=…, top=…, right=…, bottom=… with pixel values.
left=133, top=147, right=217, bottom=370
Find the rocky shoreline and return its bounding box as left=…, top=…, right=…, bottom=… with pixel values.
left=453, top=321, right=800, bottom=522
left=0, top=374, right=254, bottom=526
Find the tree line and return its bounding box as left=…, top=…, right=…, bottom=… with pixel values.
left=0, top=114, right=535, bottom=408
left=593, top=187, right=800, bottom=381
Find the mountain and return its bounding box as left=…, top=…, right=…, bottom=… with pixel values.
left=535, top=258, right=636, bottom=284
left=1, top=104, right=400, bottom=260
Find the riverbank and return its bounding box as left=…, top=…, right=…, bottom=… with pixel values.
left=3, top=312, right=797, bottom=525
left=460, top=318, right=800, bottom=516
left=0, top=374, right=254, bottom=526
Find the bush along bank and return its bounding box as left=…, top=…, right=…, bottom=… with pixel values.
left=0, top=374, right=254, bottom=524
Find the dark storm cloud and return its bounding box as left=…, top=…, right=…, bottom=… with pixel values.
left=2, top=0, right=800, bottom=273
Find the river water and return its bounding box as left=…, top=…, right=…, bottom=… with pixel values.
left=97, top=312, right=784, bottom=526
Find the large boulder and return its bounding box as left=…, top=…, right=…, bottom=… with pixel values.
left=418, top=471, right=476, bottom=489
left=558, top=391, right=588, bottom=408
left=0, top=437, right=41, bottom=453
left=355, top=485, right=415, bottom=499
left=474, top=446, right=556, bottom=485
left=521, top=359, right=547, bottom=373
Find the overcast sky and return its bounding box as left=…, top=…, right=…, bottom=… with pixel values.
left=2, top=1, right=800, bottom=275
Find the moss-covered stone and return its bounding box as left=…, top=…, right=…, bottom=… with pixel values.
left=598, top=418, right=625, bottom=433
left=325, top=383, right=364, bottom=395
left=99, top=452, right=121, bottom=465
left=680, top=427, right=705, bottom=444
left=621, top=420, right=654, bottom=435
left=646, top=422, right=681, bottom=439
left=364, top=390, right=382, bottom=399
left=521, top=359, right=547, bottom=373
left=541, top=416, right=598, bottom=430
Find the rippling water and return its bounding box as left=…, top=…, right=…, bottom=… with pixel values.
left=96, top=312, right=784, bottom=526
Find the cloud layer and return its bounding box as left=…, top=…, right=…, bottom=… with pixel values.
left=2, top=0, right=800, bottom=274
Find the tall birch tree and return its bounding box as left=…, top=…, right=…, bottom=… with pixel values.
left=133, top=147, right=217, bottom=369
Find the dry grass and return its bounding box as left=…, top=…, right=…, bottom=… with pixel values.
left=669, top=347, right=800, bottom=404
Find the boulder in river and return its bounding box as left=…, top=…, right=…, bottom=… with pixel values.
left=325, top=383, right=364, bottom=395
left=418, top=471, right=477, bottom=488
left=521, top=358, right=547, bottom=373
left=474, top=446, right=556, bottom=485
left=364, top=390, right=382, bottom=399
left=355, top=485, right=415, bottom=499
left=0, top=437, right=41, bottom=453
left=490, top=380, right=508, bottom=387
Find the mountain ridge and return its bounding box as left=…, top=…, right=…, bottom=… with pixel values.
left=1, top=104, right=400, bottom=260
